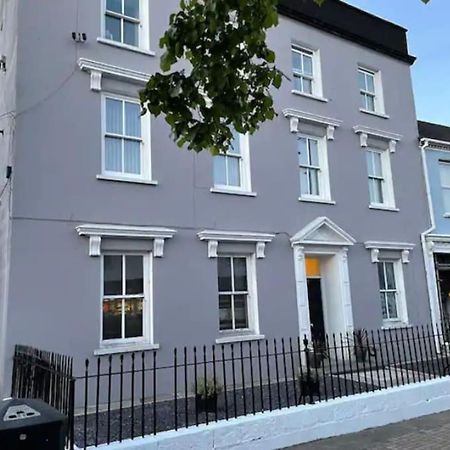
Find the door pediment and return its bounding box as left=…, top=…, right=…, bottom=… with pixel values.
left=291, top=217, right=356, bottom=247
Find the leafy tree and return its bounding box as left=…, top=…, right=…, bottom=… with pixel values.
left=140, top=0, right=430, bottom=154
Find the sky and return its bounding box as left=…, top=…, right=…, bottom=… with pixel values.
left=345, top=0, right=450, bottom=125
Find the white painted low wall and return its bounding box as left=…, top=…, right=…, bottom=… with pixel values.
left=91, top=378, right=450, bottom=450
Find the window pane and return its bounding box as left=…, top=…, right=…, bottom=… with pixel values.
left=106, top=98, right=123, bottom=134
left=443, top=189, right=450, bottom=213
left=366, top=73, right=375, bottom=93
left=106, top=0, right=122, bottom=13
left=377, top=262, right=386, bottom=290
left=369, top=178, right=383, bottom=204
left=302, top=78, right=313, bottom=94
left=104, top=255, right=122, bottom=295
left=386, top=292, right=398, bottom=319
left=303, top=54, right=313, bottom=76
left=125, top=255, right=143, bottom=295
left=218, top=257, right=232, bottom=292
left=125, top=102, right=141, bottom=137
left=366, top=151, right=374, bottom=175
left=124, top=140, right=141, bottom=174
left=300, top=168, right=309, bottom=196
left=309, top=169, right=320, bottom=196
left=360, top=93, right=368, bottom=110
left=358, top=71, right=366, bottom=91
left=105, top=15, right=121, bottom=42
left=385, top=262, right=396, bottom=289
left=440, top=164, right=450, bottom=187
left=229, top=131, right=241, bottom=155
left=366, top=94, right=375, bottom=112
left=293, top=74, right=302, bottom=91
left=124, top=21, right=139, bottom=47
left=234, top=295, right=248, bottom=329
left=103, top=299, right=123, bottom=340
left=213, top=155, right=227, bottom=186
left=292, top=51, right=302, bottom=71
left=105, top=137, right=122, bottom=172
left=124, top=0, right=139, bottom=18
left=298, top=138, right=308, bottom=165
left=372, top=152, right=383, bottom=177
left=227, top=156, right=241, bottom=187
left=380, top=293, right=388, bottom=320
left=124, top=297, right=143, bottom=338
left=309, top=139, right=319, bottom=166
left=219, top=295, right=232, bottom=330
left=233, top=258, right=247, bottom=291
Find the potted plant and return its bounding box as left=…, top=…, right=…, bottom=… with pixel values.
left=298, top=370, right=320, bottom=403
left=307, top=340, right=329, bottom=369
left=352, top=329, right=376, bottom=363
left=194, top=378, right=223, bottom=413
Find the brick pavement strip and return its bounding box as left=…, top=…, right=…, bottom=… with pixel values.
left=286, top=410, right=450, bottom=450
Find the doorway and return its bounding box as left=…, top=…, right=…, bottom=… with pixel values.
left=306, top=258, right=326, bottom=343
left=435, top=254, right=450, bottom=327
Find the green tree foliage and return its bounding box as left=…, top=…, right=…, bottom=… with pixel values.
left=140, top=0, right=430, bottom=154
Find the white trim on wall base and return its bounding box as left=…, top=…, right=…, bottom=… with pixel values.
left=76, top=224, right=176, bottom=257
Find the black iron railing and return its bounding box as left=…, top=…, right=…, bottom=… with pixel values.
left=11, top=323, right=450, bottom=450
left=11, top=345, right=75, bottom=446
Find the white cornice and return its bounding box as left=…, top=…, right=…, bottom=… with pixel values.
left=283, top=108, right=342, bottom=140
left=76, top=224, right=176, bottom=257
left=197, top=230, right=275, bottom=259
left=420, top=138, right=450, bottom=151
left=364, top=241, right=415, bottom=264
left=78, top=58, right=151, bottom=91
left=354, top=126, right=402, bottom=152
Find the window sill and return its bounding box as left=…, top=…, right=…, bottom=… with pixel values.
left=94, top=343, right=160, bottom=356
left=298, top=197, right=336, bottom=205
left=215, top=334, right=265, bottom=345
left=360, top=108, right=390, bottom=120
left=97, top=174, right=158, bottom=185
left=291, top=90, right=329, bottom=103
left=381, top=322, right=410, bottom=330
left=369, top=204, right=399, bottom=212
left=210, top=187, right=257, bottom=197
left=97, top=38, right=156, bottom=56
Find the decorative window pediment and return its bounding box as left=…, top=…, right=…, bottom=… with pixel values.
left=197, top=230, right=275, bottom=259
left=364, top=241, right=415, bottom=264
left=354, top=125, right=402, bottom=153
left=291, top=217, right=355, bottom=247
left=283, top=108, right=342, bottom=140
left=76, top=224, right=176, bottom=257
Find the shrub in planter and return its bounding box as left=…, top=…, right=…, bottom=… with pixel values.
left=307, top=340, right=329, bottom=369
left=194, top=378, right=223, bottom=413
left=351, top=329, right=376, bottom=363
left=298, top=371, right=320, bottom=403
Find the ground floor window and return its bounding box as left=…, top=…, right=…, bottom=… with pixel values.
left=102, top=254, right=147, bottom=342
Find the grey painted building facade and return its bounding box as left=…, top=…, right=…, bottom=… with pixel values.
left=0, top=0, right=431, bottom=395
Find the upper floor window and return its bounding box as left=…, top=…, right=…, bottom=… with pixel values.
left=103, top=0, right=150, bottom=50
left=298, top=135, right=331, bottom=203
left=439, top=162, right=450, bottom=214
left=366, top=148, right=395, bottom=209
left=102, top=254, right=149, bottom=343
left=358, top=67, right=386, bottom=116
left=291, top=45, right=324, bottom=100
left=213, top=132, right=252, bottom=193
left=102, top=94, right=152, bottom=181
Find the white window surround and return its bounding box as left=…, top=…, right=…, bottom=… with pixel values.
left=291, top=45, right=327, bottom=102
left=216, top=254, right=262, bottom=342
left=78, top=58, right=150, bottom=92
left=364, top=241, right=415, bottom=264
left=100, top=0, right=152, bottom=54
left=439, top=162, right=450, bottom=215
left=283, top=109, right=342, bottom=141
left=358, top=66, right=386, bottom=116
left=297, top=133, right=332, bottom=203
left=76, top=224, right=176, bottom=257
left=101, top=93, right=154, bottom=184
left=377, top=259, right=409, bottom=327
left=99, top=252, right=154, bottom=352
left=197, top=230, right=275, bottom=259
left=212, top=133, right=253, bottom=194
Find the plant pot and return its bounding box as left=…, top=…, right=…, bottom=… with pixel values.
left=298, top=375, right=320, bottom=399
left=195, top=393, right=217, bottom=413
left=355, top=347, right=368, bottom=363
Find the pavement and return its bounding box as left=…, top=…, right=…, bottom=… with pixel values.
left=287, top=410, right=450, bottom=449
